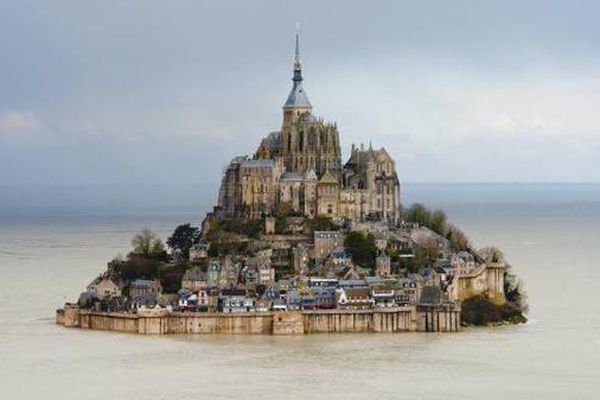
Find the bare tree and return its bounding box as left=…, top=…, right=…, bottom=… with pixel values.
left=131, top=229, right=165, bottom=256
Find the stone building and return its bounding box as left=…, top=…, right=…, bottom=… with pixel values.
left=314, top=231, right=344, bottom=260
left=215, top=31, right=401, bottom=223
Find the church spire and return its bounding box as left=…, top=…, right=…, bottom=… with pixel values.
left=293, top=24, right=302, bottom=82
left=284, top=24, right=312, bottom=110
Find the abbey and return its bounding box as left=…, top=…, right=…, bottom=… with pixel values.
left=217, top=33, right=401, bottom=222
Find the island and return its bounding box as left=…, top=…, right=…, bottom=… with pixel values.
left=56, top=31, right=527, bottom=335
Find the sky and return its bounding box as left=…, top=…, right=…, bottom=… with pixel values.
left=1, top=0, right=600, bottom=185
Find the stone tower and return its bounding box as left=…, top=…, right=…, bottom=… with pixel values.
left=279, top=30, right=342, bottom=178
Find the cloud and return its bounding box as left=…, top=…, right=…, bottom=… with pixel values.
left=0, top=1, right=599, bottom=183
left=0, top=111, right=40, bottom=132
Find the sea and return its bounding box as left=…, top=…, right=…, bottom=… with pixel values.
left=0, top=183, right=599, bottom=400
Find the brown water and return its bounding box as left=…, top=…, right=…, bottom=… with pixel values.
left=0, top=184, right=599, bottom=399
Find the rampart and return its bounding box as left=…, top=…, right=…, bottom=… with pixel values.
left=56, top=305, right=460, bottom=335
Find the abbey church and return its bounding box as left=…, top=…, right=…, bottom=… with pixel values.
left=217, top=33, right=401, bottom=223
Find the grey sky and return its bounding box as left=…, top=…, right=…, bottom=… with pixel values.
left=1, top=0, right=599, bottom=184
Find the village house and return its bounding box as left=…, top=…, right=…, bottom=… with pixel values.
left=219, top=289, right=255, bottom=313
left=314, top=231, right=344, bottom=259
left=375, top=252, right=391, bottom=277
left=292, top=244, right=310, bottom=275
left=131, top=293, right=159, bottom=309
left=129, top=279, right=162, bottom=298
left=180, top=270, right=207, bottom=291
left=371, top=286, right=396, bottom=307
left=286, top=289, right=302, bottom=310
left=87, top=277, right=120, bottom=300
left=312, top=287, right=337, bottom=309
left=330, top=247, right=351, bottom=266
left=189, top=242, right=210, bottom=261
left=206, top=261, right=222, bottom=286
left=341, top=288, right=374, bottom=310
left=396, top=277, right=420, bottom=305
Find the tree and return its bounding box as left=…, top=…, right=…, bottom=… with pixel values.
left=446, top=224, right=470, bottom=251
left=131, top=229, right=165, bottom=256
left=404, top=203, right=432, bottom=226
left=167, top=223, right=200, bottom=262
left=344, top=231, right=377, bottom=268
left=479, top=246, right=505, bottom=263
left=413, top=236, right=439, bottom=270
left=308, top=216, right=337, bottom=234
left=429, top=210, right=448, bottom=236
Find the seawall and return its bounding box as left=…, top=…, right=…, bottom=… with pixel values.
left=56, top=305, right=460, bottom=335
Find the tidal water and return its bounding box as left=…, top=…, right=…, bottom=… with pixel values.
left=0, top=183, right=599, bottom=400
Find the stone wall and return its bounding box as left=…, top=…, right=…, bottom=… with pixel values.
left=302, top=308, right=418, bottom=333
left=458, top=263, right=506, bottom=305
left=56, top=306, right=460, bottom=335
left=416, top=308, right=461, bottom=332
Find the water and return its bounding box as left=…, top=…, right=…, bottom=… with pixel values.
left=0, top=183, right=599, bottom=399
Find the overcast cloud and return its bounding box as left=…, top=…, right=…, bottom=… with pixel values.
left=1, top=0, right=599, bottom=184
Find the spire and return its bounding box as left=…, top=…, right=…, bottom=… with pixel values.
left=283, top=24, right=312, bottom=110
left=295, top=23, right=300, bottom=65
left=293, top=23, right=303, bottom=83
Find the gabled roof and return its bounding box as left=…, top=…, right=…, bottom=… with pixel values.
left=319, top=169, right=338, bottom=184
left=304, top=169, right=318, bottom=181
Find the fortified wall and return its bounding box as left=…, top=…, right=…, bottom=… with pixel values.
left=56, top=305, right=460, bottom=335
left=456, top=263, right=506, bottom=305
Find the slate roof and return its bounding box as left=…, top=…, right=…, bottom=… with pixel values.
left=280, top=172, right=306, bottom=182
left=314, top=231, right=342, bottom=239
left=259, top=131, right=281, bottom=150
left=240, top=159, right=276, bottom=168
left=131, top=279, right=158, bottom=289
left=284, top=81, right=312, bottom=109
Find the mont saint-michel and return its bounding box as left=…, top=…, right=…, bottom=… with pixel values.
left=56, top=33, right=526, bottom=335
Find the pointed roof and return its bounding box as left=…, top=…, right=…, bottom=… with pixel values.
left=283, top=28, right=312, bottom=110
left=319, top=169, right=338, bottom=184
left=304, top=169, right=318, bottom=181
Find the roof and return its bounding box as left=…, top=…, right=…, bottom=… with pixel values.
left=319, top=169, right=338, bottom=184
left=280, top=172, right=305, bottom=182
left=345, top=288, right=371, bottom=298
left=284, top=78, right=312, bottom=109
left=339, top=279, right=367, bottom=287
left=132, top=293, right=158, bottom=304
left=304, top=169, right=318, bottom=181
left=221, top=289, right=247, bottom=297
left=259, top=131, right=281, bottom=150
left=131, top=279, right=159, bottom=288
left=365, top=276, right=387, bottom=285
left=314, top=231, right=342, bottom=239
left=331, top=248, right=348, bottom=259
left=240, top=159, right=276, bottom=168
left=182, top=270, right=206, bottom=281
